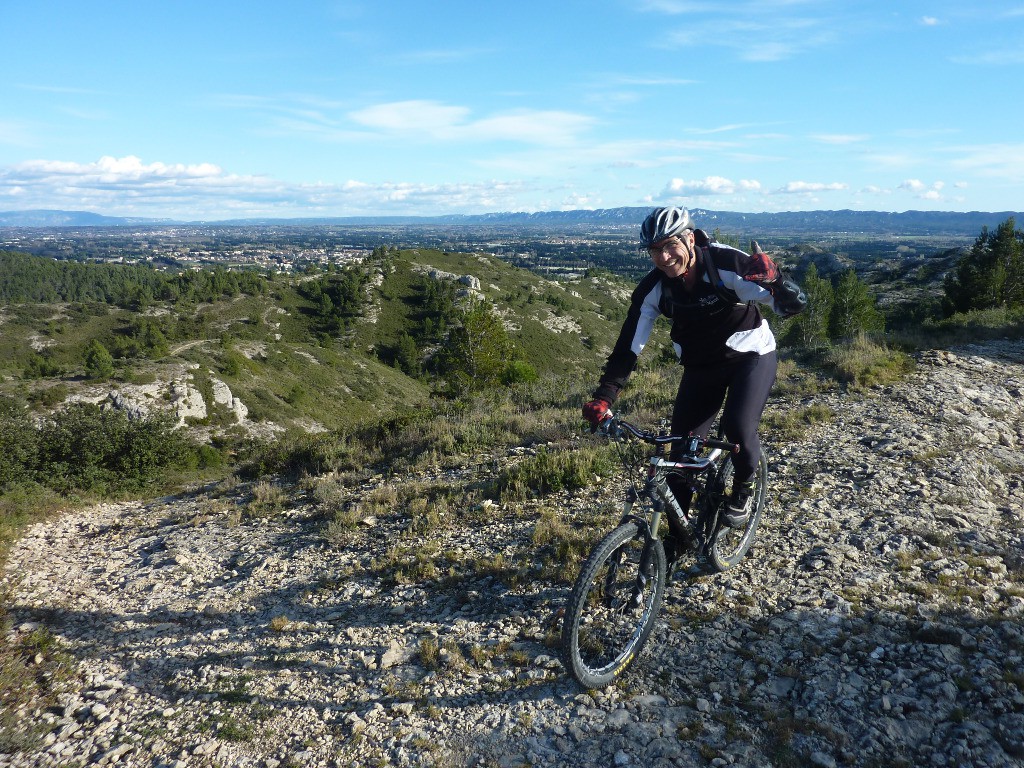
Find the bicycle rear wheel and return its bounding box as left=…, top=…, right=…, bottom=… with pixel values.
left=561, top=521, right=666, bottom=689
left=706, top=452, right=767, bottom=572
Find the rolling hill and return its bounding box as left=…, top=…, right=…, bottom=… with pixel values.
left=0, top=245, right=639, bottom=437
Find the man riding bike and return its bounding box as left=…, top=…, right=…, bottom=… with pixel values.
left=583, top=207, right=805, bottom=559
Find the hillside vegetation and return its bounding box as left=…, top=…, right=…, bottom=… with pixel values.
left=0, top=246, right=633, bottom=432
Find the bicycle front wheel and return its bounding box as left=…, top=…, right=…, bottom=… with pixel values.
left=707, top=451, right=768, bottom=572
left=561, top=521, right=666, bottom=689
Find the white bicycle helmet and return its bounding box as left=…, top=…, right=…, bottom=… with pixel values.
left=640, top=206, right=693, bottom=247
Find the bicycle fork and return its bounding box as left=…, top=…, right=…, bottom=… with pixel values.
left=614, top=487, right=660, bottom=611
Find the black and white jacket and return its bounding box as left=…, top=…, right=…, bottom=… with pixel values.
left=595, top=238, right=779, bottom=402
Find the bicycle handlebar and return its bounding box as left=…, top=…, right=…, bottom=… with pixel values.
left=595, top=414, right=740, bottom=454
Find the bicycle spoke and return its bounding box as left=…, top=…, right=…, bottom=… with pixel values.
left=563, top=523, right=665, bottom=688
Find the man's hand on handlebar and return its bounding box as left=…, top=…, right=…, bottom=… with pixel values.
left=582, top=398, right=612, bottom=431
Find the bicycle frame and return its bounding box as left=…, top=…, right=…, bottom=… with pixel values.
left=601, top=416, right=735, bottom=559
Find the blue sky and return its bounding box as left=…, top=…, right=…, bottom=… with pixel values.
left=3, top=1, right=1023, bottom=220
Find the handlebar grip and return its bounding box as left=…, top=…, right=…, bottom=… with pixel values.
left=598, top=414, right=618, bottom=438
left=706, top=437, right=740, bottom=453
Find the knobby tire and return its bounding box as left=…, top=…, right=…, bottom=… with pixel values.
left=706, top=452, right=768, bottom=572
left=561, top=521, right=666, bottom=689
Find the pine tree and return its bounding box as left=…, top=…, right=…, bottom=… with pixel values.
left=435, top=303, right=516, bottom=395
left=84, top=339, right=115, bottom=380
left=791, top=263, right=833, bottom=348
left=394, top=332, right=420, bottom=377
left=829, top=270, right=884, bottom=341
left=943, top=217, right=1024, bottom=314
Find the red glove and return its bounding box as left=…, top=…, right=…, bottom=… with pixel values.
left=582, top=398, right=611, bottom=427
left=742, top=240, right=780, bottom=285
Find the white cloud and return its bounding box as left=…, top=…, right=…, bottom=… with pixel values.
left=561, top=193, right=598, bottom=209
left=471, top=136, right=731, bottom=178
left=662, top=175, right=761, bottom=196
left=775, top=181, right=848, bottom=193
left=920, top=16, right=941, bottom=26
left=464, top=111, right=593, bottom=145
left=346, top=100, right=593, bottom=146
left=951, top=48, right=1024, bottom=65
left=0, top=154, right=544, bottom=218
left=651, top=3, right=840, bottom=63
left=0, top=120, right=39, bottom=148
left=15, top=83, right=106, bottom=96
left=688, top=123, right=753, bottom=135
left=389, top=46, right=495, bottom=64
left=609, top=75, right=699, bottom=86
left=949, top=143, right=1024, bottom=179
left=898, top=178, right=946, bottom=199
left=743, top=41, right=799, bottom=63
left=862, top=152, right=917, bottom=169
left=635, top=1, right=718, bottom=14
left=13, top=156, right=224, bottom=182
left=349, top=101, right=469, bottom=133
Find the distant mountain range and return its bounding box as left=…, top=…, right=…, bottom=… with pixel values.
left=0, top=210, right=176, bottom=227
left=2, top=207, right=1021, bottom=237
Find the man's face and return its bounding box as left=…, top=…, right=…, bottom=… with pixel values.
left=648, top=230, right=694, bottom=278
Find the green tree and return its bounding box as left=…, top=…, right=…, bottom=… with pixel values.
left=501, top=360, right=538, bottom=386
left=139, top=321, right=169, bottom=358
left=394, top=332, right=420, bottom=377
left=711, top=228, right=741, bottom=248
left=943, top=217, right=1024, bottom=314
left=435, top=304, right=516, bottom=395
left=35, top=404, right=189, bottom=494
left=790, top=263, right=833, bottom=348
left=829, top=270, right=884, bottom=341
left=0, top=396, right=37, bottom=490
left=84, top=339, right=115, bottom=380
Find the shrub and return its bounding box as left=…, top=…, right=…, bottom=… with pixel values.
left=492, top=445, right=616, bottom=502
left=501, top=360, right=538, bottom=386
left=0, top=397, right=37, bottom=491
left=35, top=403, right=191, bottom=494
left=196, top=444, right=224, bottom=469
left=238, top=431, right=358, bottom=480
left=763, top=404, right=834, bottom=441
left=83, top=339, right=115, bottom=380
left=248, top=480, right=287, bottom=516
left=220, top=350, right=248, bottom=377
left=822, top=334, right=914, bottom=389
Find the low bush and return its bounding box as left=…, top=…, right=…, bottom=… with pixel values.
left=821, top=334, right=914, bottom=389
left=763, top=404, right=835, bottom=441
left=491, top=444, right=616, bottom=502
left=34, top=403, right=192, bottom=495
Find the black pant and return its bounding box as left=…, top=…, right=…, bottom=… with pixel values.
left=669, top=351, right=777, bottom=490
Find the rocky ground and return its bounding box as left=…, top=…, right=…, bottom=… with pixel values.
left=3, top=339, right=1024, bottom=768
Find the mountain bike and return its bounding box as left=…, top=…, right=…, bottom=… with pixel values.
left=561, top=413, right=768, bottom=689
